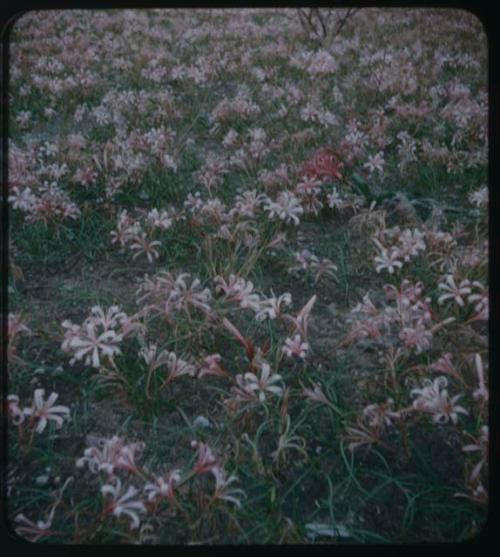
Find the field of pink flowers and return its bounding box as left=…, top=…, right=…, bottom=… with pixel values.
left=7, top=8, right=488, bottom=544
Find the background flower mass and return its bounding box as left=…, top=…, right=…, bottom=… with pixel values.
left=7, top=8, right=488, bottom=544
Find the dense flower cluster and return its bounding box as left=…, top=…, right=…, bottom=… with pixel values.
left=8, top=7, right=487, bottom=545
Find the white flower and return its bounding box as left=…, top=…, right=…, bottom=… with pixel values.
left=310, top=257, right=338, bottom=284
left=222, top=128, right=239, bottom=148
left=255, top=292, right=292, bottom=321
left=214, top=274, right=261, bottom=311
left=102, top=478, right=146, bottom=529
left=164, top=351, right=197, bottom=384
left=468, top=281, right=488, bottom=320
left=326, top=187, right=344, bottom=209
left=147, top=208, right=173, bottom=230
left=169, top=273, right=212, bottom=316
left=129, top=232, right=161, bottom=263
left=374, top=247, right=403, bottom=274
left=139, top=343, right=169, bottom=372
left=397, top=228, right=426, bottom=261
left=290, top=249, right=319, bottom=272
left=211, top=466, right=245, bottom=508
left=63, top=321, right=122, bottom=368
left=438, top=275, right=471, bottom=307
left=23, top=389, right=70, bottom=433
left=469, top=185, right=487, bottom=208
left=264, top=191, right=303, bottom=225
left=363, top=152, right=385, bottom=174
left=282, top=335, right=309, bottom=359
left=89, top=305, right=126, bottom=330
left=241, top=362, right=284, bottom=402
left=231, top=189, right=266, bottom=218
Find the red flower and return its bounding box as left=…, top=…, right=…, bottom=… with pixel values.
left=298, top=148, right=343, bottom=182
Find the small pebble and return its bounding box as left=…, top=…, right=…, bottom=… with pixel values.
left=193, top=415, right=211, bottom=429
left=35, top=475, right=50, bottom=487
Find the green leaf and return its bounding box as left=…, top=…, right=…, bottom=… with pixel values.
left=351, top=173, right=372, bottom=201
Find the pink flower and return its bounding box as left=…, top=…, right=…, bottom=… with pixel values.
left=384, top=280, right=424, bottom=309
left=429, top=353, right=463, bottom=383
left=15, top=507, right=56, bottom=542
left=8, top=312, right=32, bottom=341
left=472, top=353, right=488, bottom=403
left=399, top=322, right=433, bottom=353
left=197, top=354, right=227, bottom=379
left=7, top=313, right=32, bottom=362
left=222, top=317, right=254, bottom=359
left=163, top=352, right=196, bottom=385
left=410, top=376, right=468, bottom=424
left=77, top=436, right=145, bottom=476
left=345, top=422, right=380, bottom=452
left=191, top=441, right=218, bottom=475
left=362, top=399, right=400, bottom=428
left=7, top=394, right=25, bottom=425
left=214, top=274, right=261, bottom=311
left=284, top=294, right=317, bottom=341
left=462, top=425, right=488, bottom=482
left=295, top=176, right=322, bottom=196
left=437, top=275, right=471, bottom=307
left=144, top=469, right=182, bottom=503
left=302, top=383, right=330, bottom=406
left=231, top=189, right=266, bottom=218
left=397, top=229, right=426, bottom=261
